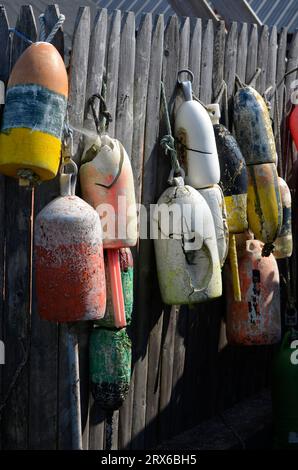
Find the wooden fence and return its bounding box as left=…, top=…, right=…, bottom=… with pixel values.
left=0, top=3, right=297, bottom=450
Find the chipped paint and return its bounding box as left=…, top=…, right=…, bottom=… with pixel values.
left=274, top=177, right=293, bottom=259
left=175, top=100, right=220, bottom=189
left=154, top=183, right=222, bottom=305
left=225, top=239, right=281, bottom=345
left=79, top=135, right=137, bottom=248
left=35, top=195, right=106, bottom=322
left=199, top=184, right=229, bottom=267
left=247, top=163, right=282, bottom=246
left=234, top=86, right=276, bottom=166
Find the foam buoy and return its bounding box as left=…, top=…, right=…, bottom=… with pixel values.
left=0, top=42, right=68, bottom=182
left=225, top=237, right=281, bottom=345
left=35, top=160, right=106, bottom=322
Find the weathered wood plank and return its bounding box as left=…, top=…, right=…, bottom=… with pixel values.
left=276, top=27, right=288, bottom=121
left=67, top=6, right=90, bottom=164
left=115, top=12, right=135, bottom=155
left=237, top=23, right=248, bottom=82
left=266, top=26, right=277, bottom=117
left=112, top=11, right=136, bottom=451
left=0, top=5, right=10, bottom=451
left=29, top=4, right=64, bottom=450
left=158, top=15, right=179, bottom=444
left=58, top=6, right=90, bottom=450
left=85, top=8, right=108, bottom=133
left=131, top=14, right=164, bottom=450
left=189, top=18, right=202, bottom=97
left=246, top=24, right=258, bottom=85
left=105, top=10, right=121, bottom=138
left=200, top=20, right=214, bottom=104
left=2, top=5, right=36, bottom=450
left=256, top=25, right=269, bottom=94
left=131, top=13, right=152, bottom=206
left=213, top=21, right=226, bottom=100
left=85, top=8, right=108, bottom=451
left=224, top=22, right=238, bottom=100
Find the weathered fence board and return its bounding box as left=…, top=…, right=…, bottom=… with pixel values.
left=2, top=5, right=36, bottom=450
left=29, top=4, right=63, bottom=450
left=0, top=5, right=295, bottom=451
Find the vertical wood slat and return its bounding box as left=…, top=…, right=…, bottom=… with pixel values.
left=58, top=6, right=91, bottom=450
left=200, top=20, right=214, bottom=104
left=110, top=11, right=136, bottom=450
left=105, top=10, right=121, bottom=138
left=266, top=26, right=277, bottom=117
left=2, top=5, right=36, bottom=450
left=0, top=5, right=10, bottom=451
left=29, top=4, right=64, bottom=450
left=158, top=15, right=180, bottom=445
left=213, top=21, right=226, bottom=100
left=141, top=15, right=164, bottom=450
left=276, top=27, right=288, bottom=120
left=256, top=25, right=269, bottom=94
left=170, top=16, right=191, bottom=438
left=189, top=18, right=202, bottom=97
left=224, top=22, right=238, bottom=100
left=246, top=24, right=258, bottom=85
left=119, top=13, right=152, bottom=451
left=130, top=13, right=152, bottom=206
left=84, top=8, right=108, bottom=452
left=237, top=23, right=248, bottom=82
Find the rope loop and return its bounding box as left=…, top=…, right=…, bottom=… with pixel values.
left=87, top=93, right=112, bottom=135
left=39, top=13, right=65, bottom=43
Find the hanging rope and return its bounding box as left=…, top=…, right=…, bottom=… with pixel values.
left=160, top=81, right=183, bottom=182
left=8, top=28, right=33, bottom=45
left=38, top=13, right=65, bottom=43
left=87, top=92, right=112, bottom=135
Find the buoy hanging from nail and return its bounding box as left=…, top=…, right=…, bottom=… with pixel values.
left=0, top=42, right=68, bottom=184
left=175, top=70, right=220, bottom=189
left=35, top=159, right=106, bottom=322
left=233, top=86, right=282, bottom=255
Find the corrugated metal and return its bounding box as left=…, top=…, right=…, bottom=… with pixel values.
left=96, top=0, right=175, bottom=25
left=248, top=0, right=298, bottom=31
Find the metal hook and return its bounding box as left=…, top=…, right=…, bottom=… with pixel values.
left=177, top=69, right=194, bottom=84
left=60, top=159, right=78, bottom=197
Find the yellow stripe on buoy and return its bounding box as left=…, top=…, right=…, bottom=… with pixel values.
left=228, top=234, right=241, bottom=302
left=0, top=127, right=61, bottom=180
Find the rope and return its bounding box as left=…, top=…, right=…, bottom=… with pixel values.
left=160, top=81, right=182, bottom=179
left=105, top=411, right=113, bottom=450
left=8, top=28, right=33, bottom=45
left=39, top=13, right=65, bottom=43
left=87, top=92, right=112, bottom=135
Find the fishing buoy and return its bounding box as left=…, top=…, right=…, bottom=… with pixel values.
left=247, top=163, right=282, bottom=250
left=153, top=175, right=222, bottom=305
left=35, top=161, right=106, bottom=322
left=0, top=42, right=68, bottom=183
left=234, top=86, right=282, bottom=253
left=90, top=327, right=132, bottom=410
left=224, top=238, right=281, bottom=345
left=274, top=177, right=292, bottom=259
left=79, top=133, right=137, bottom=248
left=213, top=120, right=248, bottom=301
left=95, top=248, right=133, bottom=328
left=289, top=105, right=298, bottom=151
left=272, top=330, right=298, bottom=449
left=199, top=184, right=229, bottom=267
left=175, top=71, right=220, bottom=189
